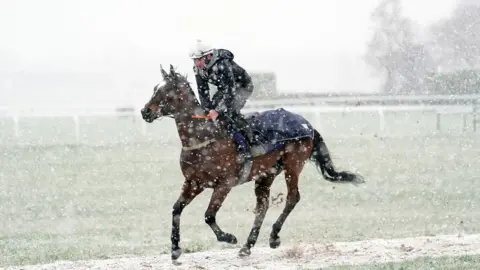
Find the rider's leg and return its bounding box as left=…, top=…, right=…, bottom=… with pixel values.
left=217, top=112, right=251, bottom=159
left=231, top=86, right=254, bottom=142
left=216, top=84, right=254, bottom=159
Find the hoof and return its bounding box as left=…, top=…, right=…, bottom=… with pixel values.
left=269, top=237, right=281, bottom=249
left=238, top=246, right=251, bottom=257
left=219, top=233, right=238, bottom=244
left=352, top=176, right=366, bottom=186
left=171, top=248, right=182, bottom=261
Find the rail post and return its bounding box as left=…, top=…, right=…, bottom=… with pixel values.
left=12, top=115, right=20, bottom=138
left=436, top=112, right=441, bottom=132
left=73, top=115, right=80, bottom=144
left=378, top=108, right=385, bottom=134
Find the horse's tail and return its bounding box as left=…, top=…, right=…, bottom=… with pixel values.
left=309, top=129, right=363, bottom=183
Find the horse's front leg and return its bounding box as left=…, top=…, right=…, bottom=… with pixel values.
left=171, top=180, right=204, bottom=261
left=204, top=185, right=238, bottom=244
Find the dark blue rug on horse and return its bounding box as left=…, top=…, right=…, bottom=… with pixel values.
left=247, top=108, right=315, bottom=154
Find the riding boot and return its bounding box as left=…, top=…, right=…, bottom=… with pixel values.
left=217, top=112, right=252, bottom=160
left=232, top=132, right=252, bottom=160
left=224, top=112, right=250, bottom=158
left=233, top=113, right=251, bottom=138
left=232, top=114, right=254, bottom=160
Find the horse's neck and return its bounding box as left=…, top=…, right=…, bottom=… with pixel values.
left=173, top=107, right=228, bottom=148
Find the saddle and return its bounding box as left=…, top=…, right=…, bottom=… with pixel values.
left=222, top=108, right=315, bottom=185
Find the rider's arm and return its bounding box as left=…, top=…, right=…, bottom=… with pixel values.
left=211, top=60, right=236, bottom=113
left=194, top=67, right=213, bottom=110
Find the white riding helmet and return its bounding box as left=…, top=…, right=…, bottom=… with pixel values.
left=189, top=39, right=214, bottom=59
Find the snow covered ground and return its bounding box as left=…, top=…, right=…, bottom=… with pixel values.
left=9, top=234, right=480, bottom=269
left=2, top=128, right=479, bottom=269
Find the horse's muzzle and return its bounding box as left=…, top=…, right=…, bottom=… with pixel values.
left=141, top=108, right=155, bottom=123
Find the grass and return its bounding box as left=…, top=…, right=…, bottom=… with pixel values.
left=1, top=134, right=480, bottom=267
left=322, top=254, right=480, bottom=270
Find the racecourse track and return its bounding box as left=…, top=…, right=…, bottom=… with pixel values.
left=1, top=110, right=480, bottom=269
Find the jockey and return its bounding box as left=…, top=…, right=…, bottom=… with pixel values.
left=189, top=39, right=255, bottom=159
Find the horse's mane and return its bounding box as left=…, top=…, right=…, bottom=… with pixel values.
left=165, top=68, right=201, bottom=106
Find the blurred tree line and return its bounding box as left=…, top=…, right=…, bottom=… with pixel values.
left=365, top=0, right=480, bottom=95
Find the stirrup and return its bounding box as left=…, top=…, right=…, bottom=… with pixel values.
left=239, top=143, right=253, bottom=158
left=243, top=143, right=253, bottom=158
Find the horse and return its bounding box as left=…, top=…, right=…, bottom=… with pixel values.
left=140, top=64, right=364, bottom=261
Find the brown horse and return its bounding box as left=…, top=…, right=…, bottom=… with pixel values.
left=141, top=65, right=364, bottom=261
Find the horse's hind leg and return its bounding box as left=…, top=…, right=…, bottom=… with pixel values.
left=204, top=185, right=238, bottom=244
left=239, top=171, right=278, bottom=256
left=269, top=141, right=311, bottom=249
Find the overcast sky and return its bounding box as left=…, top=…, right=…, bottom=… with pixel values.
left=0, top=0, right=457, bottom=107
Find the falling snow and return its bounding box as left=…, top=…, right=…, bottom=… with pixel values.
left=2, top=0, right=480, bottom=269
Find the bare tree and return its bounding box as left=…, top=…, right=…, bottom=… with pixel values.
left=429, top=3, right=480, bottom=71
left=365, top=0, right=422, bottom=94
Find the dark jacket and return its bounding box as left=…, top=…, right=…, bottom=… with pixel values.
left=194, top=49, right=253, bottom=113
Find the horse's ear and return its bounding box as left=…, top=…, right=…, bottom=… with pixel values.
left=160, top=64, right=168, bottom=80
left=169, top=64, right=175, bottom=77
